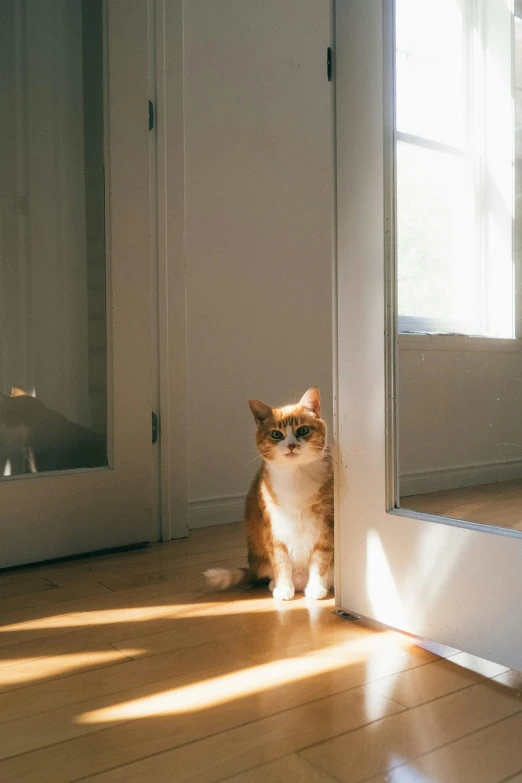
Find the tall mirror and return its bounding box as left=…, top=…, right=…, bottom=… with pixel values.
left=396, top=0, right=522, bottom=531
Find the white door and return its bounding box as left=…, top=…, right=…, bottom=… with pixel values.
left=0, top=0, right=157, bottom=568
left=334, top=0, right=522, bottom=670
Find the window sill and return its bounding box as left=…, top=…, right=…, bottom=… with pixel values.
left=398, top=333, right=522, bottom=353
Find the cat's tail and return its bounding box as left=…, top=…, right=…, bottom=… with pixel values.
left=203, top=567, right=254, bottom=591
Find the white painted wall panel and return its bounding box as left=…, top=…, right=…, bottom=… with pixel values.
left=183, top=0, right=333, bottom=518
left=399, top=338, right=522, bottom=494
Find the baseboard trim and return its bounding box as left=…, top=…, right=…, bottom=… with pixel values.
left=400, top=459, right=522, bottom=497
left=188, top=494, right=245, bottom=529
left=189, top=462, right=522, bottom=520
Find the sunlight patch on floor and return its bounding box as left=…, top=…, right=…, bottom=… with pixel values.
left=75, top=632, right=408, bottom=724
left=0, top=596, right=331, bottom=634
left=0, top=649, right=145, bottom=686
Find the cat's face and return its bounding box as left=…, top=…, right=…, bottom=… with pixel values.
left=249, top=387, right=326, bottom=466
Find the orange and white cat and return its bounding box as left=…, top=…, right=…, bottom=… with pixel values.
left=204, top=387, right=334, bottom=600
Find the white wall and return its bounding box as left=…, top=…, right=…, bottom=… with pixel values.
left=183, top=0, right=333, bottom=526
left=399, top=336, right=522, bottom=495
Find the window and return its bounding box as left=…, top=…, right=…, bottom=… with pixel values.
left=396, top=0, right=516, bottom=338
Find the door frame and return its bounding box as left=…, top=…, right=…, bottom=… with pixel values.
left=153, top=0, right=189, bottom=541
left=333, top=0, right=522, bottom=669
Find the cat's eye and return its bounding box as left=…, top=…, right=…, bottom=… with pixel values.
left=296, top=426, right=310, bottom=438
left=270, top=430, right=284, bottom=440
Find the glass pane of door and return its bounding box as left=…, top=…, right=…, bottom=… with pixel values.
left=0, top=0, right=107, bottom=477
left=396, top=0, right=522, bottom=534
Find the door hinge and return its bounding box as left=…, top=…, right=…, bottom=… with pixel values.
left=152, top=412, right=159, bottom=444
left=148, top=100, right=154, bottom=131
left=327, top=47, right=333, bottom=82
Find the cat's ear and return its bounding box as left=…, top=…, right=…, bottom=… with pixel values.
left=299, top=387, right=321, bottom=417
left=249, top=399, right=272, bottom=428
left=11, top=386, right=27, bottom=397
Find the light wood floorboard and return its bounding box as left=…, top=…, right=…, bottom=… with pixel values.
left=0, top=521, right=519, bottom=783
left=401, top=478, right=522, bottom=531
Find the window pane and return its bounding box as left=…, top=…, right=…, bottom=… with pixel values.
left=516, top=18, right=522, bottom=159
left=396, top=0, right=515, bottom=338
left=516, top=17, right=522, bottom=337
left=397, top=142, right=478, bottom=332
left=396, top=0, right=466, bottom=148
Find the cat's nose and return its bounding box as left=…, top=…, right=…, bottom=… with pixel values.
left=288, top=444, right=297, bottom=451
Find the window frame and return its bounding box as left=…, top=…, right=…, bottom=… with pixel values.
left=396, top=0, right=516, bottom=340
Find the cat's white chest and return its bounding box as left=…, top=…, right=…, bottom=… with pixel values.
left=269, top=506, right=319, bottom=565
left=266, top=465, right=323, bottom=565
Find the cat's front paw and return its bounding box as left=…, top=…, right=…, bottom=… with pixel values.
left=272, top=584, right=295, bottom=601
left=305, top=582, right=329, bottom=600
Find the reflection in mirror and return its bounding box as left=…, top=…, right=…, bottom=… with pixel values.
left=0, top=0, right=107, bottom=476
left=396, top=0, right=522, bottom=530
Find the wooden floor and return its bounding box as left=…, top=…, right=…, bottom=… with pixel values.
left=0, top=522, right=521, bottom=782
left=401, top=478, right=522, bottom=531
